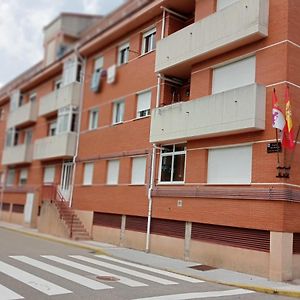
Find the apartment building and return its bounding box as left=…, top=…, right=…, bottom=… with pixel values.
left=1, top=0, right=300, bottom=281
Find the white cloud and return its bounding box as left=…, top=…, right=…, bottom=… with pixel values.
left=0, top=0, right=124, bottom=87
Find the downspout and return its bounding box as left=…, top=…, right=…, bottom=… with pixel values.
left=146, top=78, right=161, bottom=252
left=0, top=168, right=7, bottom=220
left=68, top=48, right=86, bottom=208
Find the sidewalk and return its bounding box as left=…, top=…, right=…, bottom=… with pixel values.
left=1, top=221, right=300, bottom=298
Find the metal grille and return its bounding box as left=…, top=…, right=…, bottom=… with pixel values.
left=191, top=223, right=270, bottom=252
left=12, top=204, right=24, bottom=214
left=151, top=218, right=185, bottom=239
left=93, top=212, right=122, bottom=229
left=125, top=216, right=148, bottom=233
left=293, top=233, right=300, bottom=254
left=1, top=203, right=10, bottom=211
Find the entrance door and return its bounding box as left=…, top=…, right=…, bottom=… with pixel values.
left=60, top=160, right=73, bottom=201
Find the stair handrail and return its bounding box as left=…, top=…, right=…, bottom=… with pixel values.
left=55, top=187, right=76, bottom=238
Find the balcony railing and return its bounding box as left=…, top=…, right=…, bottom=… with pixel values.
left=7, top=101, right=38, bottom=128
left=150, top=84, right=266, bottom=143
left=2, top=144, right=33, bottom=165
left=155, top=0, right=269, bottom=76
left=33, top=132, right=77, bottom=160
left=39, top=82, right=81, bottom=116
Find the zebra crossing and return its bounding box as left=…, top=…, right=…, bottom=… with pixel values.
left=0, top=254, right=255, bottom=299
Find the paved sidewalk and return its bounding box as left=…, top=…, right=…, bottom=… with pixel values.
left=1, top=221, right=300, bottom=298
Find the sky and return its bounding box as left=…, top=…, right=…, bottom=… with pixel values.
left=0, top=0, right=125, bottom=88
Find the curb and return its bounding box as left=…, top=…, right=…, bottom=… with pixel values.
left=0, top=224, right=106, bottom=255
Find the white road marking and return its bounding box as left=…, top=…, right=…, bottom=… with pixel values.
left=0, top=283, right=24, bottom=300
left=42, top=255, right=147, bottom=287
left=133, top=288, right=255, bottom=300
left=96, top=255, right=202, bottom=283
left=0, top=260, right=71, bottom=296
left=71, top=255, right=178, bottom=285
left=11, top=256, right=112, bottom=291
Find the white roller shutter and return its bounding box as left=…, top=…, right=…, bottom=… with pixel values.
left=43, top=166, right=55, bottom=184
left=83, top=163, right=94, bottom=185
left=131, top=156, right=147, bottom=184
left=107, top=160, right=120, bottom=184
left=137, top=91, right=151, bottom=118
left=207, top=145, right=252, bottom=184
left=212, top=56, right=256, bottom=94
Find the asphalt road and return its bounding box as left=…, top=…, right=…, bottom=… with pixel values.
left=0, top=228, right=293, bottom=300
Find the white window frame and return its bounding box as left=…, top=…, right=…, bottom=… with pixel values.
left=43, top=166, right=55, bottom=184
left=142, top=28, right=156, bottom=54
left=106, top=160, right=120, bottom=185
left=118, top=42, right=130, bottom=65
left=55, top=78, right=62, bottom=90
left=136, top=90, right=151, bottom=118
left=29, top=92, right=37, bottom=102
left=112, top=100, right=125, bottom=125
left=48, top=120, right=57, bottom=136
left=131, top=156, right=147, bottom=185
left=88, top=108, right=99, bottom=130
left=6, top=169, right=15, bottom=186
left=94, top=56, right=104, bottom=73
left=158, top=144, right=186, bottom=184
left=83, top=162, right=94, bottom=186
left=19, top=168, right=28, bottom=186
left=56, top=106, right=78, bottom=134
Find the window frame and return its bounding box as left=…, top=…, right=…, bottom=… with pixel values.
left=118, top=42, right=130, bottom=66
left=43, top=165, right=55, bottom=184
left=142, top=28, right=156, bottom=55
left=88, top=108, right=99, bottom=130
left=131, top=156, right=147, bottom=185
left=6, top=168, right=16, bottom=186
left=136, top=90, right=151, bottom=119
left=19, top=168, right=28, bottom=186
left=83, top=162, right=94, bottom=186
left=112, top=100, right=125, bottom=125
left=106, top=159, right=120, bottom=185
left=158, top=144, right=187, bottom=184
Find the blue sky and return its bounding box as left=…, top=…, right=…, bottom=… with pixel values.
left=0, top=0, right=124, bottom=87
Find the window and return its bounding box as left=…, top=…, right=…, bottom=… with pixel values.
left=5, top=128, right=18, bottom=147
left=62, top=58, right=81, bottom=86
left=91, top=56, right=104, bottom=92
left=131, top=156, right=147, bottom=185
left=112, top=100, right=125, bottom=124
left=19, top=168, right=28, bottom=186
left=136, top=90, right=151, bottom=118
left=29, top=93, right=36, bottom=102
left=55, top=79, right=62, bottom=90
left=83, top=163, right=94, bottom=185
left=56, top=106, right=78, bottom=134
left=107, top=160, right=120, bottom=185
left=207, top=145, right=252, bottom=184
left=118, top=42, right=130, bottom=65
left=217, top=0, right=240, bottom=10
left=24, top=129, right=33, bottom=145
left=89, top=109, right=99, bottom=130
left=48, top=120, right=57, bottom=136
left=10, top=90, right=21, bottom=112
left=6, top=169, right=15, bottom=186
left=212, top=56, right=256, bottom=94
left=159, top=144, right=186, bottom=183
left=43, top=166, right=55, bottom=184
left=142, top=28, right=156, bottom=54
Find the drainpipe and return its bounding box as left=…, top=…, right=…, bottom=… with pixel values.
left=146, top=72, right=162, bottom=252
left=68, top=49, right=86, bottom=208
left=0, top=168, right=7, bottom=220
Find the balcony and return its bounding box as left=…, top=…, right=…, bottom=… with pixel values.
left=2, top=144, right=33, bottom=165
left=155, top=0, right=269, bottom=76
left=150, top=84, right=266, bottom=143
left=7, top=101, right=38, bottom=128
left=33, top=132, right=77, bottom=160
left=39, top=82, right=81, bottom=116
